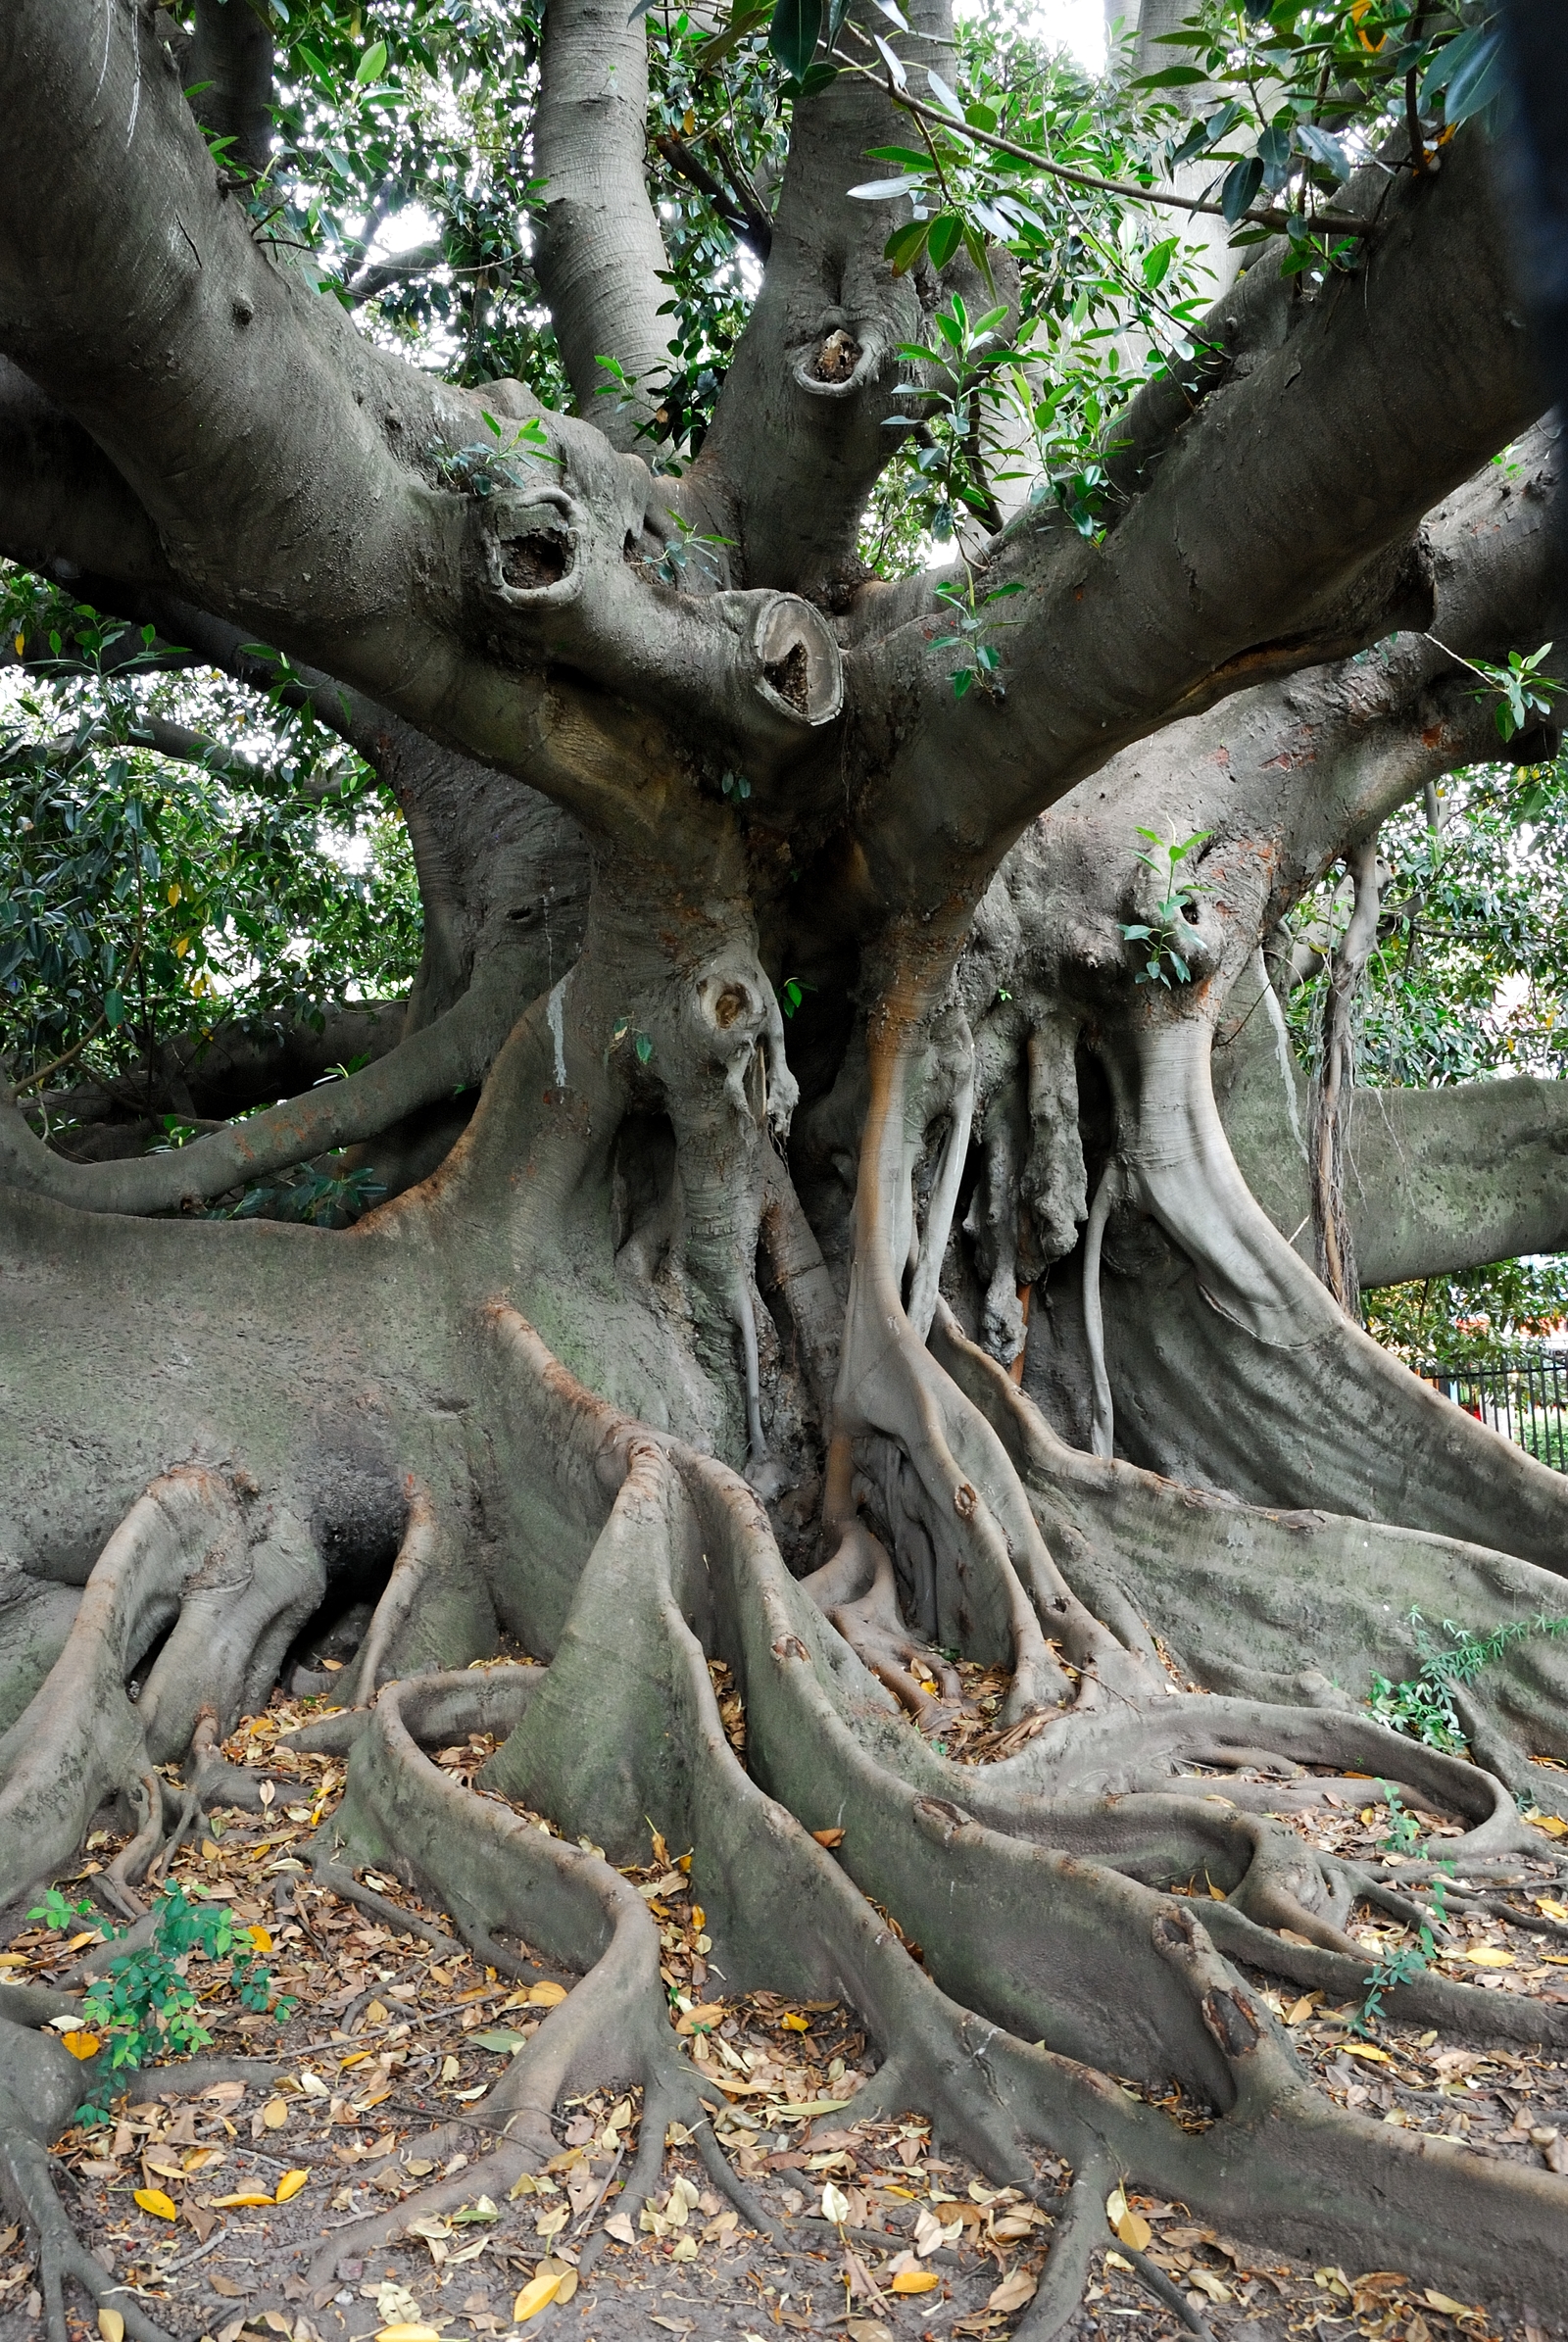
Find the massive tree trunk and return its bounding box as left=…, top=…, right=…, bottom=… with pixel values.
left=5, top=0, right=1568, bottom=2329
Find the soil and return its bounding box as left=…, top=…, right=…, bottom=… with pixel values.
left=1, top=1696, right=1563, bottom=2342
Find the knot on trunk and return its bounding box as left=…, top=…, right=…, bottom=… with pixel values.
left=793, top=314, right=883, bottom=401
left=477, top=487, right=582, bottom=610
left=911, top=1794, right=975, bottom=1846
left=1200, top=1985, right=1263, bottom=2061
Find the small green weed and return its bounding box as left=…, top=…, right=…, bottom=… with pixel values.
left=1368, top=1606, right=1568, bottom=1755
left=1118, top=827, right=1211, bottom=988
left=1356, top=1862, right=1452, bottom=2036
left=27, top=1882, right=296, bottom=2122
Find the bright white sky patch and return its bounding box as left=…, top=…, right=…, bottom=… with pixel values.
left=954, top=0, right=1107, bottom=72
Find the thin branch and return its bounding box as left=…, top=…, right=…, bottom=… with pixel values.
left=830, top=34, right=1373, bottom=236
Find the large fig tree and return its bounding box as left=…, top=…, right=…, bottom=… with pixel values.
left=3, top=0, right=1568, bottom=2326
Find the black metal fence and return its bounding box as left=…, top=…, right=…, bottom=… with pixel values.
left=1416, top=1351, right=1568, bottom=1472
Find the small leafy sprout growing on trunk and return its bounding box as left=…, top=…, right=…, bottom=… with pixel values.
left=1426, top=635, right=1564, bottom=744
left=1369, top=1606, right=1568, bottom=1754
left=931, top=576, right=1024, bottom=699
left=1118, top=826, right=1211, bottom=987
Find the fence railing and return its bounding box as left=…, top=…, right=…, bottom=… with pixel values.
left=1415, top=1351, right=1568, bottom=1472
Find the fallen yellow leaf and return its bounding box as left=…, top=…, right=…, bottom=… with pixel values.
left=1115, top=2209, right=1152, bottom=2253
left=64, top=1931, right=99, bottom=1953
left=375, top=2327, right=442, bottom=2342
left=1529, top=1813, right=1568, bottom=1837
left=61, top=2031, right=100, bottom=2060
left=98, top=2309, right=125, bottom=2342
left=1424, top=2290, right=1476, bottom=2318
left=1104, top=2185, right=1129, bottom=2228
left=512, top=2271, right=562, bottom=2322
left=133, top=2189, right=178, bottom=2221
left=811, top=1828, right=846, bottom=1848
left=0, top=1953, right=29, bottom=1967
left=210, top=2192, right=276, bottom=2209
left=1465, top=1948, right=1514, bottom=1968
left=274, top=2170, right=309, bottom=2204
left=262, top=2098, right=289, bottom=2129
left=781, top=2012, right=809, bottom=2031
left=891, top=2269, right=940, bottom=2295
left=526, top=1980, right=567, bottom=2008
left=1341, top=2043, right=1392, bottom=2063
left=1284, top=1995, right=1317, bottom=2025
left=1535, top=1897, right=1568, bottom=1922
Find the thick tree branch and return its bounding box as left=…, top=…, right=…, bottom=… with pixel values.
left=0, top=357, right=176, bottom=592
left=0, top=8, right=840, bottom=792
left=1223, top=1042, right=1568, bottom=1293
left=837, top=124, right=1545, bottom=912
left=532, top=0, right=672, bottom=448
left=694, top=0, right=960, bottom=599
left=187, top=0, right=274, bottom=180
left=0, top=951, right=524, bottom=1215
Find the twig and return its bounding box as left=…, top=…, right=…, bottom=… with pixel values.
left=830, top=35, right=1372, bottom=237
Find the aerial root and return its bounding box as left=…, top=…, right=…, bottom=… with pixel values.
left=302, top=1663, right=776, bottom=2290
left=803, top=1440, right=964, bottom=1730
left=1012, top=2154, right=1113, bottom=2342
left=99, top=1768, right=167, bottom=1920
left=344, top=1478, right=438, bottom=1705
left=0, top=2019, right=177, bottom=2342
left=1119, top=2243, right=1216, bottom=2341
left=0, top=1466, right=250, bottom=1899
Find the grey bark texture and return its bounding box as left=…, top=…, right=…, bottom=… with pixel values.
left=6, top=2, right=1568, bottom=2325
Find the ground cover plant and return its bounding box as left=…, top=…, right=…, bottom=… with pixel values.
left=7, top=0, right=1568, bottom=2336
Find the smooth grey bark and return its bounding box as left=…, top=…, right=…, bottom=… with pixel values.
left=187, top=0, right=274, bottom=178
left=532, top=0, right=673, bottom=447
left=694, top=0, right=964, bottom=600
left=1219, top=1004, right=1568, bottom=1293
left=9, top=2, right=1568, bottom=2318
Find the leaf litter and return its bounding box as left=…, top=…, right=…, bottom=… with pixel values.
left=0, top=1688, right=1561, bottom=2342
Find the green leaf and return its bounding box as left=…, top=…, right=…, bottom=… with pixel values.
left=1135, top=64, right=1209, bottom=86
left=1442, top=26, right=1505, bottom=127
left=1220, top=154, right=1265, bottom=224
left=353, top=38, right=387, bottom=84
left=768, top=0, right=822, bottom=84
left=848, top=173, right=924, bottom=200
left=883, top=219, right=931, bottom=274
left=926, top=213, right=962, bottom=269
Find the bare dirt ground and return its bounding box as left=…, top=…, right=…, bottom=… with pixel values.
left=2, top=1690, right=1564, bottom=2342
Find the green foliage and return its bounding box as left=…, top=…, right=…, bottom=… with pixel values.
left=1288, top=753, right=1568, bottom=1090
left=1, top=575, right=422, bottom=1118
left=25, top=1882, right=296, bottom=2122
left=1364, top=1261, right=1568, bottom=1367
left=1356, top=1857, right=1452, bottom=2035
left=1367, top=1607, right=1568, bottom=1755
left=1442, top=639, right=1565, bottom=746
left=1118, top=827, right=1211, bottom=986
left=1136, top=4, right=1503, bottom=257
